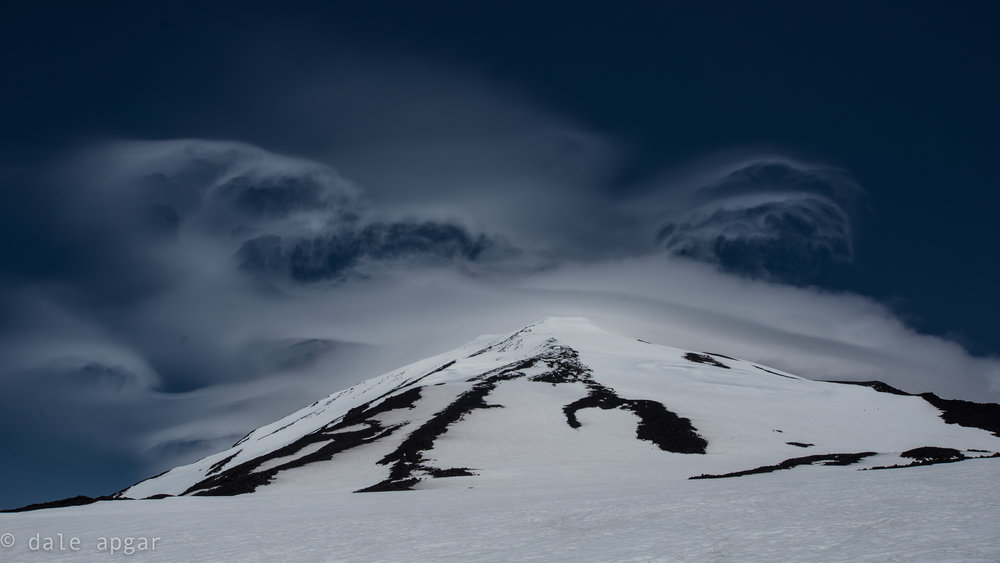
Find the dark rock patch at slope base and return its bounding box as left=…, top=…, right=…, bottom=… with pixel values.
left=111, top=467, right=173, bottom=499
left=181, top=387, right=424, bottom=496
left=2, top=495, right=119, bottom=513
left=689, top=452, right=877, bottom=480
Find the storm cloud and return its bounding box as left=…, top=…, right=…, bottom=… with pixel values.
left=634, top=156, right=868, bottom=283
left=236, top=221, right=519, bottom=283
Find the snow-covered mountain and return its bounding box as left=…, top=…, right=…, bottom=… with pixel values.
left=114, top=317, right=1000, bottom=500
left=5, top=317, right=1000, bottom=561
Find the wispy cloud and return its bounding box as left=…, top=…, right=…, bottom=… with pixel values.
left=0, top=58, right=992, bottom=509
left=623, top=154, right=869, bottom=283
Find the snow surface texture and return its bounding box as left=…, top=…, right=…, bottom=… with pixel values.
left=2, top=461, right=998, bottom=561
left=115, top=317, right=1000, bottom=499
left=111, top=318, right=1000, bottom=498
left=4, top=318, right=999, bottom=561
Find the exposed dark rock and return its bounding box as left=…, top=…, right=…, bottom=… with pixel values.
left=556, top=347, right=712, bottom=454
left=355, top=478, right=421, bottom=493
left=827, top=381, right=1000, bottom=437
left=684, top=353, right=731, bottom=369
left=206, top=451, right=241, bottom=476
left=919, top=393, right=1000, bottom=437
left=424, top=360, right=456, bottom=377
left=426, top=467, right=477, bottom=478
left=864, top=451, right=999, bottom=471
left=901, top=446, right=964, bottom=462
left=357, top=343, right=709, bottom=492
left=563, top=382, right=707, bottom=454
left=460, top=346, right=711, bottom=455
left=180, top=387, right=424, bottom=496
left=357, top=378, right=504, bottom=492
left=827, top=380, right=912, bottom=396
left=706, top=352, right=737, bottom=360
left=3, top=494, right=118, bottom=513
left=527, top=344, right=592, bottom=384
left=753, top=365, right=796, bottom=379
left=630, top=399, right=708, bottom=454
left=31, top=329, right=1000, bottom=507
left=112, top=467, right=172, bottom=498
left=690, top=452, right=877, bottom=479
left=466, top=326, right=544, bottom=358
left=232, top=429, right=256, bottom=447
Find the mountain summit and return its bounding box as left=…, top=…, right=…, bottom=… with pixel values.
left=113, top=317, right=999, bottom=500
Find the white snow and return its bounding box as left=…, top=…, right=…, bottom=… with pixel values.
left=120, top=317, right=1000, bottom=498
left=6, top=317, right=999, bottom=561
left=2, top=460, right=999, bottom=561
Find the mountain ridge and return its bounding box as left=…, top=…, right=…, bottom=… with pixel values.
left=7, top=317, right=1000, bottom=512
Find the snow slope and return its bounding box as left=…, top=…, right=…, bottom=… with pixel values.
left=115, top=317, right=1000, bottom=499
left=4, top=317, right=1000, bottom=562
left=2, top=460, right=998, bottom=561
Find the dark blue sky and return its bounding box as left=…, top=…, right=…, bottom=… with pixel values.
left=1, top=1, right=998, bottom=509
left=4, top=1, right=997, bottom=351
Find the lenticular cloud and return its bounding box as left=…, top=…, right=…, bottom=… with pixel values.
left=653, top=159, right=867, bottom=283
